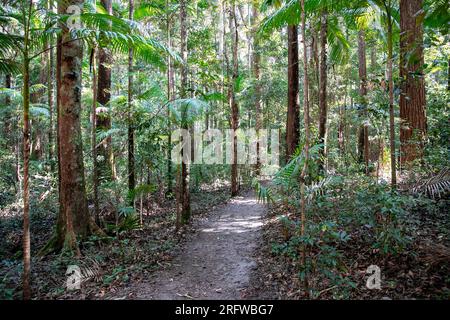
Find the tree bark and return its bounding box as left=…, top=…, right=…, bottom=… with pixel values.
left=91, top=48, right=99, bottom=224
left=97, top=0, right=114, bottom=181
left=286, top=25, right=299, bottom=160
left=56, top=0, right=93, bottom=251
left=128, top=0, right=135, bottom=201
left=358, top=29, right=369, bottom=174
left=387, top=10, right=397, bottom=187
left=399, top=0, right=427, bottom=166
left=318, top=9, right=328, bottom=173
left=299, top=0, right=310, bottom=294
left=180, top=0, right=191, bottom=223
left=230, top=1, right=240, bottom=197
left=56, top=34, right=62, bottom=207
left=22, top=55, right=31, bottom=302
left=166, top=0, right=174, bottom=196
left=48, top=37, right=54, bottom=169
left=252, top=1, right=262, bottom=175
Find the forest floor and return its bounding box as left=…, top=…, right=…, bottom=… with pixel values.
left=246, top=196, right=450, bottom=300
left=108, top=190, right=269, bottom=300
left=1, top=177, right=448, bottom=300
left=1, top=181, right=243, bottom=299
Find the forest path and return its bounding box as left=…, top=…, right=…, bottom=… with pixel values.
left=132, top=191, right=266, bottom=300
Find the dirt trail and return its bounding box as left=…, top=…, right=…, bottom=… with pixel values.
left=132, top=191, right=266, bottom=300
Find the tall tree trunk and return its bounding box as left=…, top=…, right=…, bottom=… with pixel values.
left=309, top=27, right=319, bottom=124
left=252, top=1, right=262, bottom=175
left=399, top=0, right=426, bottom=166
left=358, top=29, right=369, bottom=174
left=21, top=0, right=34, bottom=300
left=286, top=25, right=300, bottom=160
left=48, top=40, right=54, bottom=169
left=338, top=91, right=346, bottom=156
left=230, top=1, right=240, bottom=197
left=387, top=11, right=397, bottom=187
left=56, top=34, right=62, bottom=207
left=91, top=48, right=99, bottom=224
left=318, top=9, right=328, bottom=174
left=166, top=0, right=174, bottom=196
left=97, top=0, right=114, bottom=181
left=22, top=57, right=31, bottom=301
left=128, top=0, right=135, bottom=202
left=55, top=0, right=93, bottom=251
left=299, top=0, right=310, bottom=294
left=180, top=0, right=191, bottom=223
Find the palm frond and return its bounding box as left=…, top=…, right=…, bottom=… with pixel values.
left=168, top=98, right=209, bottom=126
left=327, top=16, right=350, bottom=64
left=0, top=59, right=21, bottom=75
left=260, top=0, right=299, bottom=33
left=410, top=168, right=450, bottom=199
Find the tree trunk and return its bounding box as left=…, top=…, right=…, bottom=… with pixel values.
left=358, top=29, right=369, bottom=174
left=286, top=24, right=299, bottom=160
left=56, top=34, right=62, bottom=205
left=97, top=0, right=114, bottom=181
left=22, top=56, right=31, bottom=301
left=48, top=38, right=54, bottom=169
left=128, top=0, right=135, bottom=202
left=318, top=9, right=328, bottom=173
left=56, top=0, right=93, bottom=251
left=166, top=0, right=174, bottom=196
left=91, top=48, right=99, bottom=224
left=309, top=27, right=319, bottom=125
left=387, top=14, right=397, bottom=187
left=299, top=0, right=310, bottom=294
left=21, top=0, right=34, bottom=299
left=252, top=1, right=262, bottom=175
left=399, top=0, right=426, bottom=166
left=230, top=1, right=240, bottom=197
left=180, top=0, right=191, bottom=223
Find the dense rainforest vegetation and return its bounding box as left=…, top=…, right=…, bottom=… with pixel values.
left=0, top=0, right=449, bottom=300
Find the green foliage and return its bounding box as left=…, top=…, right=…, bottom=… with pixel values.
left=168, top=98, right=209, bottom=126
left=353, top=182, right=412, bottom=255
left=106, top=206, right=141, bottom=235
